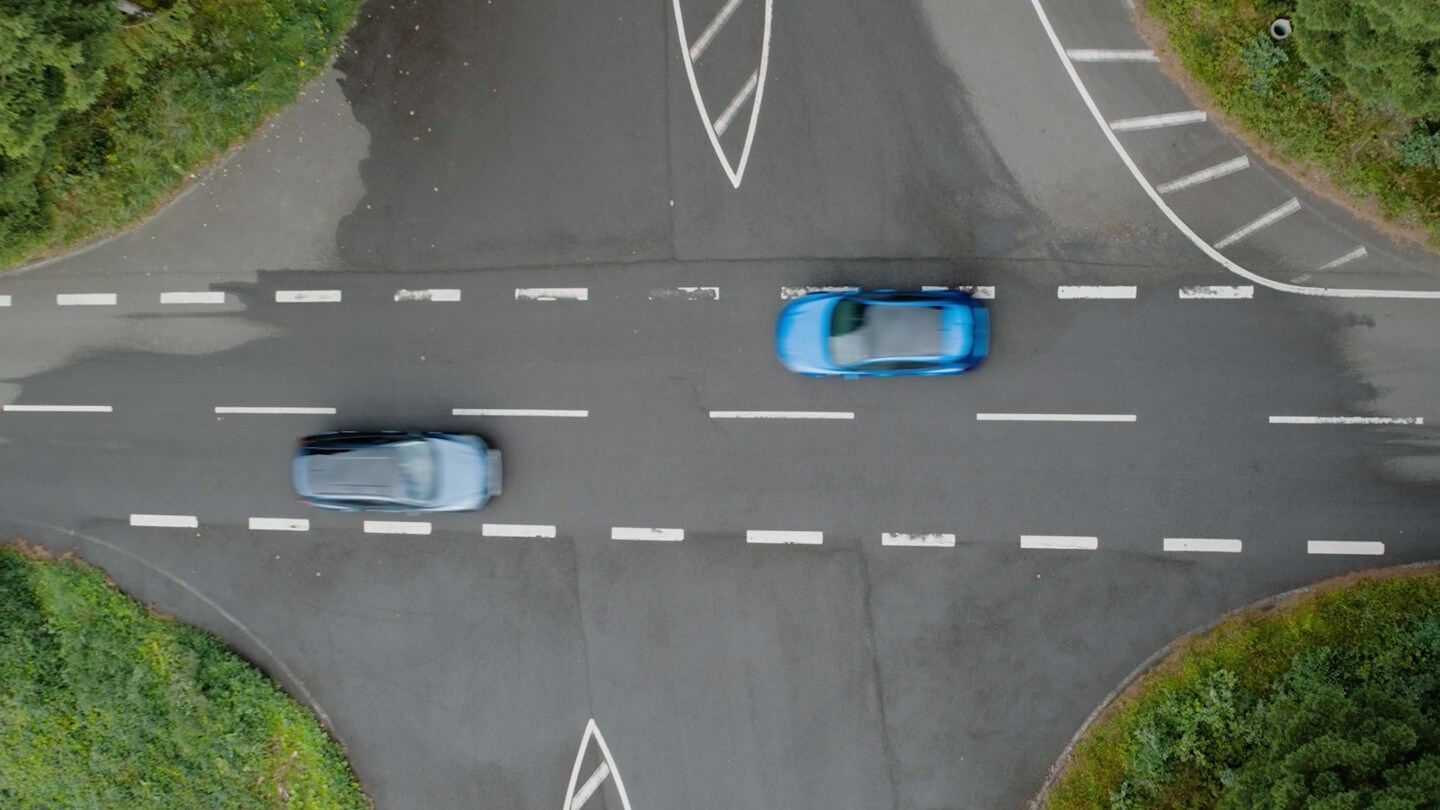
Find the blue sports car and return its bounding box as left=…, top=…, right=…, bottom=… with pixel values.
left=293, top=431, right=501, bottom=512
left=775, top=290, right=990, bottom=377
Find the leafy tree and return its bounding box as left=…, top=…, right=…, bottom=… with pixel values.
left=1294, top=0, right=1440, bottom=119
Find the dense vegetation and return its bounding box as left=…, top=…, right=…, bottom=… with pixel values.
left=0, top=545, right=369, bottom=809
left=1143, top=0, right=1440, bottom=245
left=0, top=0, right=364, bottom=269
left=1046, top=569, right=1440, bottom=809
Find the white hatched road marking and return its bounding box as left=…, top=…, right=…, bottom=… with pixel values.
left=921, top=285, right=996, bottom=299
left=747, top=530, right=823, bottom=545
left=161, top=292, right=226, bottom=305
left=453, top=408, right=588, bottom=418
left=249, top=518, right=310, bottom=532
left=1164, top=537, right=1242, bottom=553
left=1108, top=110, right=1206, bottom=131
left=1155, top=156, right=1250, bottom=194
left=0, top=295, right=10, bottom=307
left=394, top=288, right=461, bottom=302
left=563, top=719, right=633, bottom=810
left=57, top=293, right=117, bottom=306
left=1021, top=535, right=1098, bottom=550
left=688, top=0, right=745, bottom=60
left=483, top=524, right=556, bottom=538
left=612, top=527, right=684, bottom=542
left=276, top=290, right=342, bottom=303
left=1058, top=285, right=1136, bottom=299
left=515, top=287, right=588, bottom=301
left=130, top=514, right=199, bottom=528
left=1270, top=415, right=1423, bottom=425
left=1316, top=246, right=1368, bottom=271
left=977, top=413, right=1136, bottom=422
left=649, top=286, right=720, bottom=301
left=571, top=762, right=611, bottom=809
left=3, top=404, right=113, bottom=413
left=672, top=0, right=772, bottom=188
left=714, top=70, right=760, bottom=136
left=781, top=286, right=859, bottom=300
left=1213, top=198, right=1301, bottom=249
left=1065, top=48, right=1158, bottom=62
left=1180, top=285, right=1254, bottom=299
left=882, top=533, right=956, bottom=548
left=215, top=406, right=337, bottom=415
left=1308, top=541, right=1384, bottom=556
left=364, top=521, right=431, bottom=535
left=710, top=410, right=854, bottom=420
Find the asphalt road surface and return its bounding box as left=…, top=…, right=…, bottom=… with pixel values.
left=2, top=0, right=1437, bottom=808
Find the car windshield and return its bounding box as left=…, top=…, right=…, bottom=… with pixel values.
left=828, top=300, right=945, bottom=365
left=309, top=440, right=437, bottom=505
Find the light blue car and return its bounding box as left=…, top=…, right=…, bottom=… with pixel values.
left=293, top=431, right=501, bottom=512
left=775, top=290, right=990, bottom=377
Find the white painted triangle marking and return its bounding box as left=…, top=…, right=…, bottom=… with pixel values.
left=562, top=719, right=632, bottom=810
left=673, top=0, right=772, bottom=188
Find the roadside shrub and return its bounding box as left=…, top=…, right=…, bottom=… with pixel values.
left=1397, top=125, right=1440, bottom=170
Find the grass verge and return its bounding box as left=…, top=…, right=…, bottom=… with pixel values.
left=0, top=542, right=369, bottom=809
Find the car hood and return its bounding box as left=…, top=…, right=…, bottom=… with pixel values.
left=775, top=296, right=839, bottom=373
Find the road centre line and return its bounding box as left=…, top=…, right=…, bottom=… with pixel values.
left=483, top=524, right=556, bottom=538
left=1308, top=541, right=1384, bottom=556
left=161, top=292, right=226, bottom=305
left=922, top=285, right=996, bottom=299
left=3, top=404, right=113, bottom=413
left=882, top=533, right=956, bottom=548
left=1107, top=110, right=1207, bottom=132
left=1155, top=156, right=1250, bottom=194
left=453, top=408, right=588, bottom=418
left=612, top=527, right=684, bottom=541
left=394, top=288, right=461, bottom=302
left=1270, top=415, right=1423, bottom=425
left=649, top=286, right=719, bottom=301
left=1058, top=285, right=1136, bottom=299
left=1213, top=198, right=1301, bottom=249
left=1065, top=48, right=1158, bottom=62
left=1180, top=285, right=1253, bottom=299
left=130, top=513, right=199, bottom=528
left=710, top=410, right=854, bottom=420
left=1316, top=246, right=1368, bottom=271
left=713, top=70, right=760, bottom=136
left=1164, top=537, right=1242, bottom=553
left=747, top=530, right=823, bottom=545
left=781, top=286, right=859, bottom=300
left=57, top=293, right=117, bottom=306
left=1022, top=535, right=1098, bottom=550
left=516, top=287, right=588, bottom=301
left=276, top=290, right=342, bottom=303
left=249, top=518, right=310, bottom=532
left=688, top=0, right=745, bottom=60
left=977, top=413, right=1136, bottom=422
left=215, top=406, right=337, bottom=415
left=364, top=520, right=431, bottom=535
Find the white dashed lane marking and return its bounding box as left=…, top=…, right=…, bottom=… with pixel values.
left=1270, top=416, right=1423, bottom=425
left=215, top=406, right=337, bottom=415
left=882, top=533, right=956, bottom=548
left=1155, top=156, right=1250, bottom=195
left=1213, top=198, right=1301, bottom=249
left=1021, top=535, right=1098, bottom=550
left=649, top=287, right=719, bottom=301
left=57, top=293, right=117, bottom=306
left=612, top=527, right=684, bottom=542
left=276, top=290, right=342, bottom=303
left=781, top=286, right=859, bottom=300
left=710, top=411, right=854, bottom=420
left=453, top=408, right=588, bottom=418
left=1164, top=537, right=1242, bottom=553
left=747, top=530, right=823, bottom=545
left=516, top=288, right=588, bottom=301
left=3, top=404, right=113, bottom=413
left=394, top=288, right=461, bottom=302
left=249, top=518, right=310, bottom=532
left=130, top=514, right=199, bottom=528
left=483, top=524, right=556, bottom=538
left=161, top=292, right=226, bottom=305
left=1058, top=285, right=1136, bottom=299
left=1107, top=110, right=1207, bottom=132
left=977, top=413, right=1136, bottom=422
left=1308, top=541, right=1384, bottom=556
left=921, top=285, right=996, bottom=299
left=1065, top=48, right=1158, bottom=62
left=0, top=295, right=10, bottom=307
left=1180, top=285, right=1254, bottom=299
left=364, top=520, right=431, bottom=535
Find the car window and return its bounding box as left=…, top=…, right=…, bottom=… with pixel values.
left=830, top=301, right=946, bottom=365
left=394, top=441, right=437, bottom=503
left=858, top=360, right=936, bottom=371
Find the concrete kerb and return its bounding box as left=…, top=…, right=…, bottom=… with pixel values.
left=1026, top=558, right=1440, bottom=808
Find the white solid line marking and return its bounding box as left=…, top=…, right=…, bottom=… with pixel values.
left=882, top=533, right=956, bottom=548
left=452, top=408, right=588, bottom=418
left=1058, top=285, right=1137, bottom=299
left=1164, top=537, right=1242, bottom=553
left=1213, top=198, right=1301, bottom=249
left=130, top=514, right=199, bottom=528
left=648, top=286, right=720, bottom=301
left=572, top=762, right=612, bottom=809
left=515, top=287, right=588, bottom=301
left=249, top=518, right=310, bottom=532
left=1108, top=110, right=1207, bottom=132
left=276, top=290, right=342, bottom=303
left=364, top=520, right=431, bottom=535
left=394, top=288, right=461, bottom=302
left=977, top=413, right=1136, bottom=422
left=1021, top=535, right=1098, bottom=550
left=3, top=404, right=113, bottom=413
left=214, top=406, right=337, bottom=415
left=781, top=286, right=859, bottom=300
left=1028, top=0, right=1440, bottom=299
left=1308, top=541, right=1384, bottom=556
left=1155, top=156, right=1250, bottom=194
left=713, top=70, right=759, bottom=136
left=689, top=0, right=745, bottom=60
left=1180, top=285, right=1254, bottom=299
left=1270, top=416, right=1423, bottom=425
left=710, top=410, right=855, bottom=420
left=1316, top=246, right=1368, bottom=271
left=57, top=293, right=117, bottom=306
left=0, top=295, right=10, bottom=307
left=483, top=524, right=556, bottom=538
left=673, top=0, right=772, bottom=188
left=747, top=530, right=823, bottom=545
left=921, top=285, right=996, bottom=299
left=612, top=527, right=684, bottom=542
left=1065, top=48, right=1159, bottom=62
left=161, top=292, right=226, bottom=305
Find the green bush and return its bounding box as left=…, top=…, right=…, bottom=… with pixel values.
left=0, top=546, right=369, bottom=809
left=1294, top=0, right=1440, bottom=121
